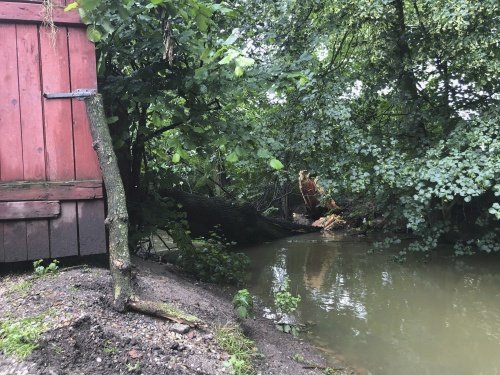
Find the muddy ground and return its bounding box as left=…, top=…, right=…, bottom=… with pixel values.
left=0, top=257, right=357, bottom=375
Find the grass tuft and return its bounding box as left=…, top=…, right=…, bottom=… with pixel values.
left=215, top=324, right=256, bottom=375
left=0, top=315, right=47, bottom=358
left=7, top=279, right=33, bottom=297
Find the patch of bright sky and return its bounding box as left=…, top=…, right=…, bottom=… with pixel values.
left=340, top=80, right=363, bottom=99
left=267, top=90, right=287, bottom=105
left=314, top=42, right=329, bottom=62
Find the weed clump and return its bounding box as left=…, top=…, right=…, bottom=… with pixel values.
left=232, top=289, right=253, bottom=319
left=215, top=324, right=257, bottom=375
left=33, top=259, right=59, bottom=276
left=179, top=231, right=249, bottom=286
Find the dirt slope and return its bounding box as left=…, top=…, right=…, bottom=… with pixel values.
left=0, top=258, right=356, bottom=375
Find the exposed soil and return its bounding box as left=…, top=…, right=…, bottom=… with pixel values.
left=0, top=257, right=357, bottom=375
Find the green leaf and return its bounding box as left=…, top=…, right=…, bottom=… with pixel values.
left=269, top=159, right=284, bottom=170
left=227, top=152, right=239, bottom=163
left=218, top=49, right=239, bottom=65
left=257, top=148, right=271, bottom=158
left=234, top=66, right=244, bottom=77
left=106, top=116, right=119, bottom=124
left=198, top=4, right=213, bottom=18
left=235, top=56, right=254, bottom=68
left=86, top=27, right=101, bottom=42
left=149, top=0, right=164, bottom=4
left=235, top=306, right=249, bottom=319
left=172, top=153, right=181, bottom=163
left=64, top=2, right=78, bottom=11
left=195, top=14, right=208, bottom=32
left=223, top=32, right=239, bottom=46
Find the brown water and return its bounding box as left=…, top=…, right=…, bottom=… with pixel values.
left=244, top=232, right=500, bottom=375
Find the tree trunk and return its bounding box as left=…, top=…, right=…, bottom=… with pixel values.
left=160, top=189, right=319, bottom=244
left=392, top=0, right=427, bottom=141
left=85, top=94, right=133, bottom=312
left=84, top=94, right=202, bottom=325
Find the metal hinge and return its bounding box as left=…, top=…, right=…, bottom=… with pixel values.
left=43, top=88, right=97, bottom=100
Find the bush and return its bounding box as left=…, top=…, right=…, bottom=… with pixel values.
left=179, top=232, right=249, bottom=286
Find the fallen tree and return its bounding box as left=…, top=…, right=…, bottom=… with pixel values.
left=160, top=189, right=320, bottom=245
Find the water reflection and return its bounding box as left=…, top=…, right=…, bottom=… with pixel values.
left=246, top=233, right=500, bottom=375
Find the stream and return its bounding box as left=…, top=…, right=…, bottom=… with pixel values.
left=244, top=232, right=500, bottom=375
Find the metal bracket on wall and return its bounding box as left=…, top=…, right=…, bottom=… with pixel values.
left=43, top=88, right=97, bottom=100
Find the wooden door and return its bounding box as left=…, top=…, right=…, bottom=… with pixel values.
left=0, top=0, right=106, bottom=262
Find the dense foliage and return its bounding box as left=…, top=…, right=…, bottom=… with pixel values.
left=74, top=0, right=499, bottom=256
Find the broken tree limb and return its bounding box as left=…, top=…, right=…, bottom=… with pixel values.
left=128, top=298, right=202, bottom=327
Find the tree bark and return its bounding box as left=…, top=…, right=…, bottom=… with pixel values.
left=392, top=0, right=428, bottom=141
left=85, top=94, right=133, bottom=312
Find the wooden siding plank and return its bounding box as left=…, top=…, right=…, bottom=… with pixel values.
left=78, top=200, right=106, bottom=255
left=0, top=24, right=28, bottom=262
left=17, top=24, right=45, bottom=180
left=0, top=201, right=60, bottom=220
left=0, top=180, right=103, bottom=201
left=3, top=221, right=27, bottom=262
left=40, top=25, right=78, bottom=257
left=27, top=220, right=49, bottom=260
left=0, top=2, right=82, bottom=25
left=69, top=27, right=100, bottom=180
left=4, top=1, right=44, bottom=3
left=16, top=24, right=50, bottom=259
left=68, top=27, right=106, bottom=255
left=49, top=201, right=77, bottom=258
left=0, top=24, right=23, bottom=182
left=0, top=224, right=4, bottom=262
left=40, top=26, right=75, bottom=181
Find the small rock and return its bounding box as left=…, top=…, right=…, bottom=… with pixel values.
left=170, top=323, right=190, bottom=334
left=128, top=349, right=142, bottom=359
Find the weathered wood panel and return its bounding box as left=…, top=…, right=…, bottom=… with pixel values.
left=27, top=220, right=50, bottom=260
left=0, top=4, right=107, bottom=261
left=0, top=24, right=23, bottom=182
left=0, top=201, right=60, bottom=220
left=77, top=200, right=106, bottom=255
left=0, top=224, right=4, bottom=262
left=0, top=23, right=28, bottom=261
left=40, top=25, right=78, bottom=258
left=3, top=0, right=44, bottom=3
left=0, top=2, right=82, bottom=25
left=69, top=27, right=106, bottom=255
left=0, top=180, right=103, bottom=201
left=40, top=27, right=74, bottom=181
left=49, top=201, right=78, bottom=258
left=3, top=221, right=27, bottom=262
left=16, top=23, right=51, bottom=258
left=69, top=28, right=100, bottom=179
left=17, top=24, right=45, bottom=180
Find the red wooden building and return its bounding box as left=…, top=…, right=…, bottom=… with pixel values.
left=0, top=0, right=106, bottom=262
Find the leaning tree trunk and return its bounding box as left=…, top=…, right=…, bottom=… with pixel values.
left=84, top=94, right=200, bottom=325
left=85, top=94, right=133, bottom=312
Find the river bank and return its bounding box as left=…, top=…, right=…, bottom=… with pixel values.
left=0, top=257, right=357, bottom=375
